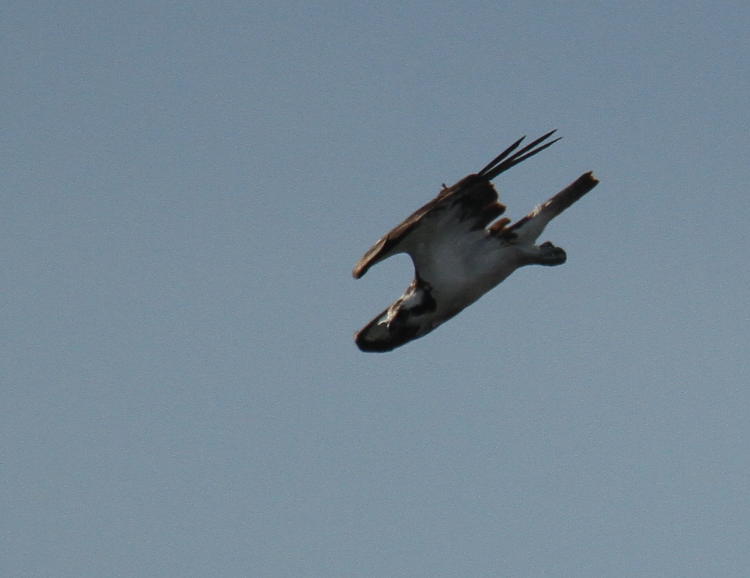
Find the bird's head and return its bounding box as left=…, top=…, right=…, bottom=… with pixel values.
left=354, top=282, right=438, bottom=352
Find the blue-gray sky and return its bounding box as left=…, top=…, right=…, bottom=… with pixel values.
left=4, top=2, right=749, bottom=576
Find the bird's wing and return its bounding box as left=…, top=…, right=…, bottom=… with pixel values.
left=351, top=174, right=503, bottom=280
left=500, top=171, right=600, bottom=244
left=352, top=131, right=560, bottom=281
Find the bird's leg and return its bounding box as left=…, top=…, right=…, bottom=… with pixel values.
left=528, top=241, right=567, bottom=266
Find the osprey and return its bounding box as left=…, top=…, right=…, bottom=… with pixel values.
left=352, top=130, right=599, bottom=352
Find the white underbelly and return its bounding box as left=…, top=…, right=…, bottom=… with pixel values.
left=428, top=239, right=524, bottom=312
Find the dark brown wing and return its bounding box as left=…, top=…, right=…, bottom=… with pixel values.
left=351, top=175, right=503, bottom=278
left=352, top=131, right=560, bottom=279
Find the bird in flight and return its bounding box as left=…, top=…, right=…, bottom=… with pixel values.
left=352, top=130, right=599, bottom=352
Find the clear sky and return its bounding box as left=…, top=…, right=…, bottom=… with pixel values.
left=4, top=1, right=749, bottom=576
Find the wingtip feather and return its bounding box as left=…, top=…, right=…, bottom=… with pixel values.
left=480, top=130, right=560, bottom=181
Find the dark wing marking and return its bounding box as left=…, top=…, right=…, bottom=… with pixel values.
left=352, top=132, right=561, bottom=279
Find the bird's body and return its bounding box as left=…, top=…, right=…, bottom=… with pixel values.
left=353, top=131, right=599, bottom=352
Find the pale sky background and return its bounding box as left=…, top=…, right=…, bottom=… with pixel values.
left=3, top=2, right=749, bottom=576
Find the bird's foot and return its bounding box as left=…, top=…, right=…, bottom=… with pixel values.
left=537, top=241, right=567, bottom=265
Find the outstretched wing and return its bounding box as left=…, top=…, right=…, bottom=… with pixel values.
left=352, top=131, right=560, bottom=280
left=351, top=174, right=504, bottom=280
left=501, top=171, right=599, bottom=244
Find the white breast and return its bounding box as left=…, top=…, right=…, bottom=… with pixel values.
left=420, top=232, right=524, bottom=311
